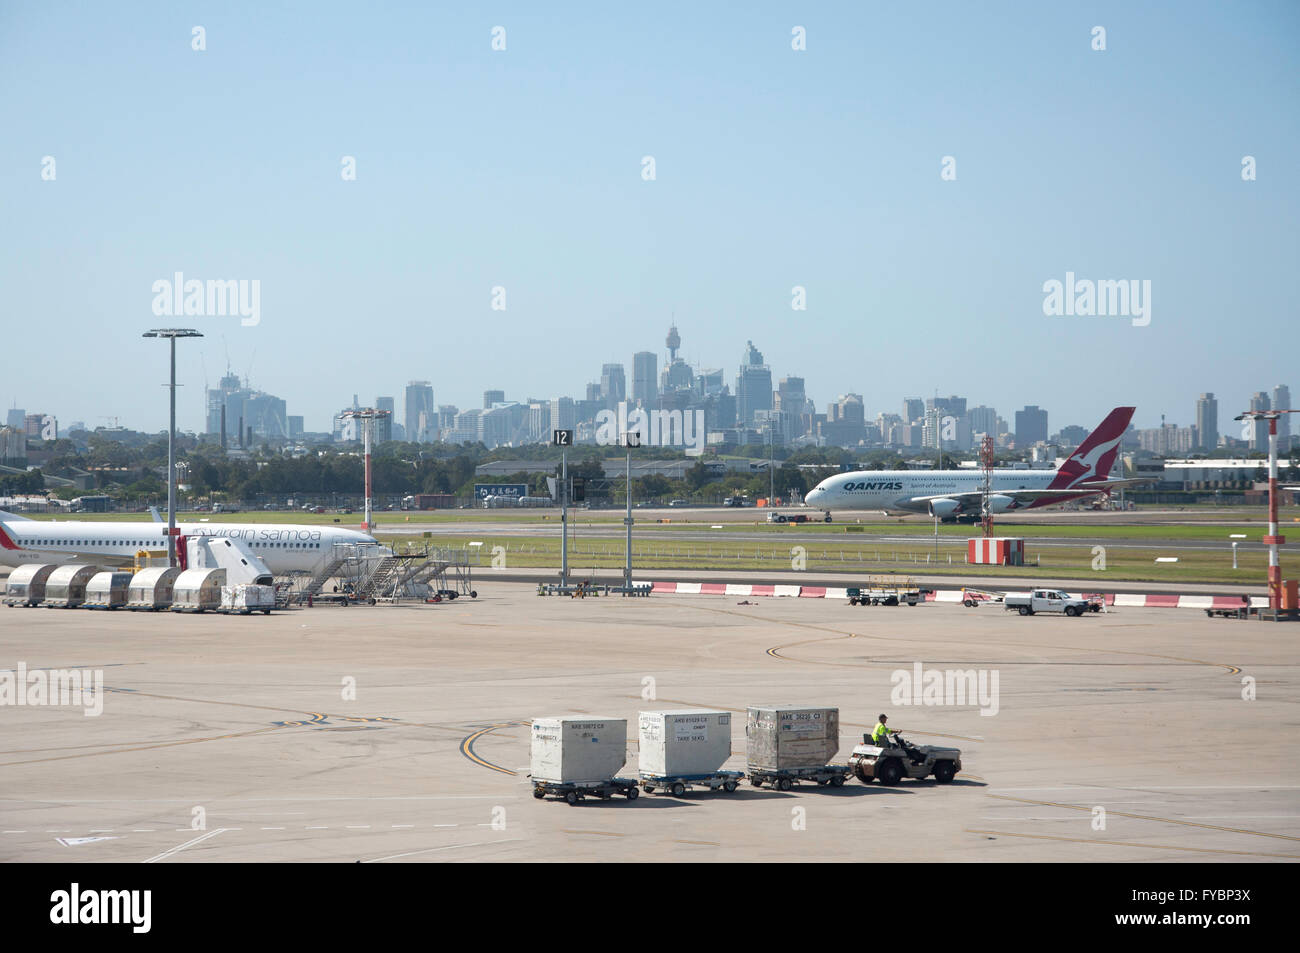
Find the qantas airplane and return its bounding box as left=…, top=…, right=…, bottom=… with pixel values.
left=0, top=511, right=378, bottom=575
left=803, top=406, right=1142, bottom=521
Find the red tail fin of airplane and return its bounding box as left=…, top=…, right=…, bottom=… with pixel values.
left=1048, top=407, right=1135, bottom=489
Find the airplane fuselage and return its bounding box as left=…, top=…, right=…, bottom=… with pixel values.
left=0, top=519, right=376, bottom=573
left=805, top=468, right=1063, bottom=514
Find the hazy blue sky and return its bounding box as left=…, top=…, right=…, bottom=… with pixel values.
left=2, top=1, right=1297, bottom=436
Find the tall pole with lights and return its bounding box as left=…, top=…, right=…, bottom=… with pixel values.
left=143, top=329, right=203, bottom=568
left=1234, top=408, right=1299, bottom=611
left=340, top=408, right=390, bottom=532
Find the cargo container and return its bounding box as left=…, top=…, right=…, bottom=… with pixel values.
left=44, top=564, right=102, bottom=608
left=746, top=706, right=841, bottom=772
left=171, top=568, right=227, bottom=612
left=84, top=571, right=133, bottom=610
left=638, top=709, right=733, bottom=778
left=127, top=567, right=182, bottom=610
left=3, top=563, right=58, bottom=607
left=219, top=584, right=275, bottom=615
left=530, top=717, right=628, bottom=784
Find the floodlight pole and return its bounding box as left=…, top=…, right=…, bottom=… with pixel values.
left=144, top=329, right=202, bottom=568
left=1235, top=409, right=1298, bottom=611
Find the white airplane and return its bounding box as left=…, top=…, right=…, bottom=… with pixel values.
left=0, top=510, right=378, bottom=579
left=804, top=406, right=1145, bottom=521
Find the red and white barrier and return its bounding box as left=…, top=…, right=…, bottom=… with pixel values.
left=640, top=580, right=1265, bottom=609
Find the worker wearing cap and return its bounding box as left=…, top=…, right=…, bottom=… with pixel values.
left=871, top=714, right=896, bottom=746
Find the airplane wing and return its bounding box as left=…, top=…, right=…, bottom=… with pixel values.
left=904, top=489, right=1092, bottom=507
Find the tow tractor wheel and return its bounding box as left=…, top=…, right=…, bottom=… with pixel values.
left=933, top=761, right=957, bottom=784
left=723, top=781, right=738, bottom=793
left=777, top=778, right=793, bottom=792
left=625, top=786, right=639, bottom=800
left=1018, top=606, right=1030, bottom=616
left=670, top=782, right=686, bottom=797
left=565, top=791, right=579, bottom=805
left=750, top=778, right=763, bottom=787
left=877, top=759, right=904, bottom=786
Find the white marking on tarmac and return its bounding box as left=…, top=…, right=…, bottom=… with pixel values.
left=143, top=827, right=227, bottom=863
left=363, top=838, right=523, bottom=863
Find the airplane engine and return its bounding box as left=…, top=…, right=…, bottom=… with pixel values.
left=987, top=494, right=1019, bottom=513
left=927, top=498, right=962, bottom=518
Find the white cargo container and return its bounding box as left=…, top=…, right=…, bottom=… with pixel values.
left=171, top=568, right=227, bottom=612
left=44, top=564, right=101, bottom=608
left=3, top=563, right=57, bottom=607
left=84, top=571, right=133, bottom=609
left=530, top=717, right=628, bottom=784
left=127, top=567, right=181, bottom=610
left=746, top=706, right=840, bottom=771
left=220, top=584, right=275, bottom=614
left=638, top=709, right=732, bottom=778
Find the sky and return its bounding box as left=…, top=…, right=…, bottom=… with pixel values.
left=1, top=1, right=1297, bottom=436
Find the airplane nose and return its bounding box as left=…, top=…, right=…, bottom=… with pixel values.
left=806, top=488, right=823, bottom=505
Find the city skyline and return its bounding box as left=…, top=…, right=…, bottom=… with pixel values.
left=2, top=4, right=1296, bottom=437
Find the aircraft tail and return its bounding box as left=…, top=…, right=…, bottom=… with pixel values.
left=149, top=506, right=163, bottom=522
left=0, top=509, right=32, bottom=521
left=1049, top=407, right=1135, bottom=489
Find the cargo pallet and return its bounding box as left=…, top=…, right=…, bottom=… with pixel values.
left=747, top=765, right=851, bottom=790
left=532, top=777, right=641, bottom=805
left=639, top=770, right=745, bottom=797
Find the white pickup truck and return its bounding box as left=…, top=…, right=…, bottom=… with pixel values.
left=1003, top=589, right=1095, bottom=617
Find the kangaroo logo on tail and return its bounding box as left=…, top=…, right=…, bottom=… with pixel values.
left=1050, top=407, right=1135, bottom=489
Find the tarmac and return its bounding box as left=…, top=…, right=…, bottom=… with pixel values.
left=0, top=584, right=1296, bottom=862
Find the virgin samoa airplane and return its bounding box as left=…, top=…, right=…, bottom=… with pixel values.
left=803, top=406, right=1142, bottom=521
left=0, top=510, right=378, bottom=580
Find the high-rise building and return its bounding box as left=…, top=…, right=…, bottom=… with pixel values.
left=405, top=381, right=434, bottom=443
left=1015, top=405, right=1049, bottom=446
left=287, top=416, right=304, bottom=439
left=1195, top=393, right=1218, bottom=451
left=1249, top=392, right=1271, bottom=452
left=1274, top=385, right=1291, bottom=452
left=6, top=407, right=26, bottom=431
left=735, top=341, right=772, bottom=427
left=632, top=351, right=658, bottom=408
left=969, top=405, right=998, bottom=437
left=550, top=397, right=576, bottom=434
left=600, top=364, right=626, bottom=407
left=776, top=377, right=807, bottom=437
left=902, top=399, right=924, bottom=425
left=484, top=389, right=505, bottom=408
left=374, top=397, right=395, bottom=443
left=206, top=372, right=287, bottom=442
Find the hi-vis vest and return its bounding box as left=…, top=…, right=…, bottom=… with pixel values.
left=872, top=722, right=892, bottom=744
